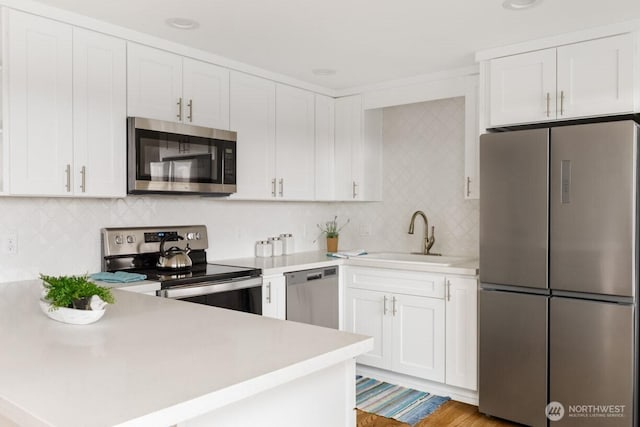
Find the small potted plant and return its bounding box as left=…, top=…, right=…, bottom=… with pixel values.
left=39, top=274, right=115, bottom=325
left=317, top=216, right=350, bottom=253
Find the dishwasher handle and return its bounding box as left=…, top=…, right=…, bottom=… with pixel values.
left=307, top=272, right=323, bottom=281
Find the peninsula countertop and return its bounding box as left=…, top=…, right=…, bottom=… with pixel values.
left=0, top=280, right=372, bottom=427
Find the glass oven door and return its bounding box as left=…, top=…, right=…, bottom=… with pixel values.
left=158, top=277, right=262, bottom=315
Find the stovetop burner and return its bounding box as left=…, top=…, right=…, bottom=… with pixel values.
left=127, top=263, right=260, bottom=288
left=101, top=225, right=261, bottom=289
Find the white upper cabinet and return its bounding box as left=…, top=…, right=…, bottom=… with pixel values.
left=127, top=43, right=182, bottom=123
left=8, top=10, right=73, bottom=196
left=127, top=43, right=230, bottom=129
left=8, top=10, right=126, bottom=197
left=73, top=28, right=126, bottom=198
left=229, top=74, right=315, bottom=201
left=556, top=34, right=634, bottom=119
left=335, top=95, right=382, bottom=201
left=275, top=84, right=315, bottom=200
left=335, top=95, right=363, bottom=200
left=314, top=94, right=335, bottom=201
left=229, top=71, right=276, bottom=199
left=489, top=49, right=556, bottom=126
left=488, top=33, right=635, bottom=127
left=182, top=58, right=230, bottom=129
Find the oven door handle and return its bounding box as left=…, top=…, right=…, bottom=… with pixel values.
left=158, top=277, right=262, bottom=299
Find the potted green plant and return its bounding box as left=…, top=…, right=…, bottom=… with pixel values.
left=39, top=274, right=115, bottom=325
left=317, top=216, right=350, bottom=253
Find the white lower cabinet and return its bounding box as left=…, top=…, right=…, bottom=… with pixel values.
left=344, top=267, right=477, bottom=390
left=445, top=276, right=478, bottom=390
left=262, top=274, right=286, bottom=319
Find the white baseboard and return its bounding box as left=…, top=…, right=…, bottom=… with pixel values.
left=356, top=365, right=479, bottom=406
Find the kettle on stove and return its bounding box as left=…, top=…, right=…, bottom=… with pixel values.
left=157, top=235, right=192, bottom=270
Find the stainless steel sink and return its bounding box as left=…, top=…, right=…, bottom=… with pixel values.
left=359, top=252, right=469, bottom=266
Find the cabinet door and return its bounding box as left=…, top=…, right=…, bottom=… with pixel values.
left=344, top=288, right=392, bottom=370
left=8, top=10, right=73, bottom=196
left=314, top=95, right=335, bottom=201
left=262, top=275, right=285, bottom=319
left=445, top=276, right=478, bottom=390
left=127, top=43, right=182, bottom=122
left=335, top=95, right=362, bottom=200
left=228, top=72, right=276, bottom=199
left=275, top=84, right=315, bottom=200
left=557, top=34, right=634, bottom=119
left=73, top=28, right=126, bottom=197
left=391, top=294, right=445, bottom=382
left=182, top=58, right=230, bottom=130
left=489, top=49, right=556, bottom=126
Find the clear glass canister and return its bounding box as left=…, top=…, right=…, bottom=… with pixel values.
left=255, top=240, right=273, bottom=257
left=268, top=237, right=283, bottom=256
left=279, top=233, right=294, bottom=255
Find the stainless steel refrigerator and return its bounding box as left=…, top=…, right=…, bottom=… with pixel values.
left=479, top=120, right=638, bottom=427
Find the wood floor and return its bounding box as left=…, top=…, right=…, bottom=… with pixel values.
left=356, top=401, right=520, bottom=427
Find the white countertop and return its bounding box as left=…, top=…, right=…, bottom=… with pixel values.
left=0, top=280, right=372, bottom=427
left=215, top=251, right=479, bottom=277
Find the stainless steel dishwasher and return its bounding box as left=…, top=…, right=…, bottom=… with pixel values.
left=285, top=266, right=338, bottom=329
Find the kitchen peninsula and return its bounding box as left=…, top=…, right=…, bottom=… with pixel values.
left=0, top=281, right=373, bottom=427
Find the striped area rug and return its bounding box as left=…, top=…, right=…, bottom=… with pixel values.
left=356, top=376, right=450, bottom=426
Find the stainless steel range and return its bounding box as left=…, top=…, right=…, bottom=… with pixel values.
left=101, top=225, right=262, bottom=314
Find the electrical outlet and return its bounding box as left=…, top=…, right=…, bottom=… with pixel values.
left=359, top=224, right=372, bottom=237
left=3, top=233, right=17, bottom=254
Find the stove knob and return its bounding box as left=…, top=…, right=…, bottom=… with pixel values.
left=126, top=235, right=135, bottom=244
left=115, top=235, right=123, bottom=245
left=186, top=232, right=195, bottom=240
left=195, top=232, right=201, bottom=240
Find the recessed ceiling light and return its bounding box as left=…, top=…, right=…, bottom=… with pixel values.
left=502, top=0, right=542, bottom=10
left=166, top=18, right=200, bottom=30
left=312, top=68, right=337, bottom=76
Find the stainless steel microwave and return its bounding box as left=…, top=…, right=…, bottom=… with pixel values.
left=127, top=117, right=237, bottom=195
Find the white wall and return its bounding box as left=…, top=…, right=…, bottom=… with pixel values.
left=336, top=97, right=479, bottom=257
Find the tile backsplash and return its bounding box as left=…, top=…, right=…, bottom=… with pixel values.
left=336, top=97, right=479, bottom=257
left=0, top=96, right=479, bottom=283
left=0, top=196, right=335, bottom=282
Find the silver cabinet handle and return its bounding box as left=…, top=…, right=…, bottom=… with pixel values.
left=279, top=178, right=284, bottom=197
left=391, top=296, right=397, bottom=316
left=352, top=181, right=358, bottom=199
left=546, top=92, right=550, bottom=117
left=466, top=177, right=471, bottom=197
left=187, top=99, right=193, bottom=122
left=80, top=166, right=86, bottom=193
left=447, top=280, right=451, bottom=301
left=177, top=97, right=183, bottom=121
left=383, top=295, right=388, bottom=315
left=271, top=179, right=276, bottom=197
left=65, top=164, right=71, bottom=192
left=560, top=90, right=564, bottom=116
left=266, top=282, right=272, bottom=304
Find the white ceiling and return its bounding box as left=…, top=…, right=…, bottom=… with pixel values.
left=31, top=0, right=640, bottom=90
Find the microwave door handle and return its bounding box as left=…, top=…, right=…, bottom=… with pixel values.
left=159, top=277, right=262, bottom=299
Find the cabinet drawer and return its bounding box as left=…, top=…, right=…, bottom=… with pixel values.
left=346, top=267, right=445, bottom=299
